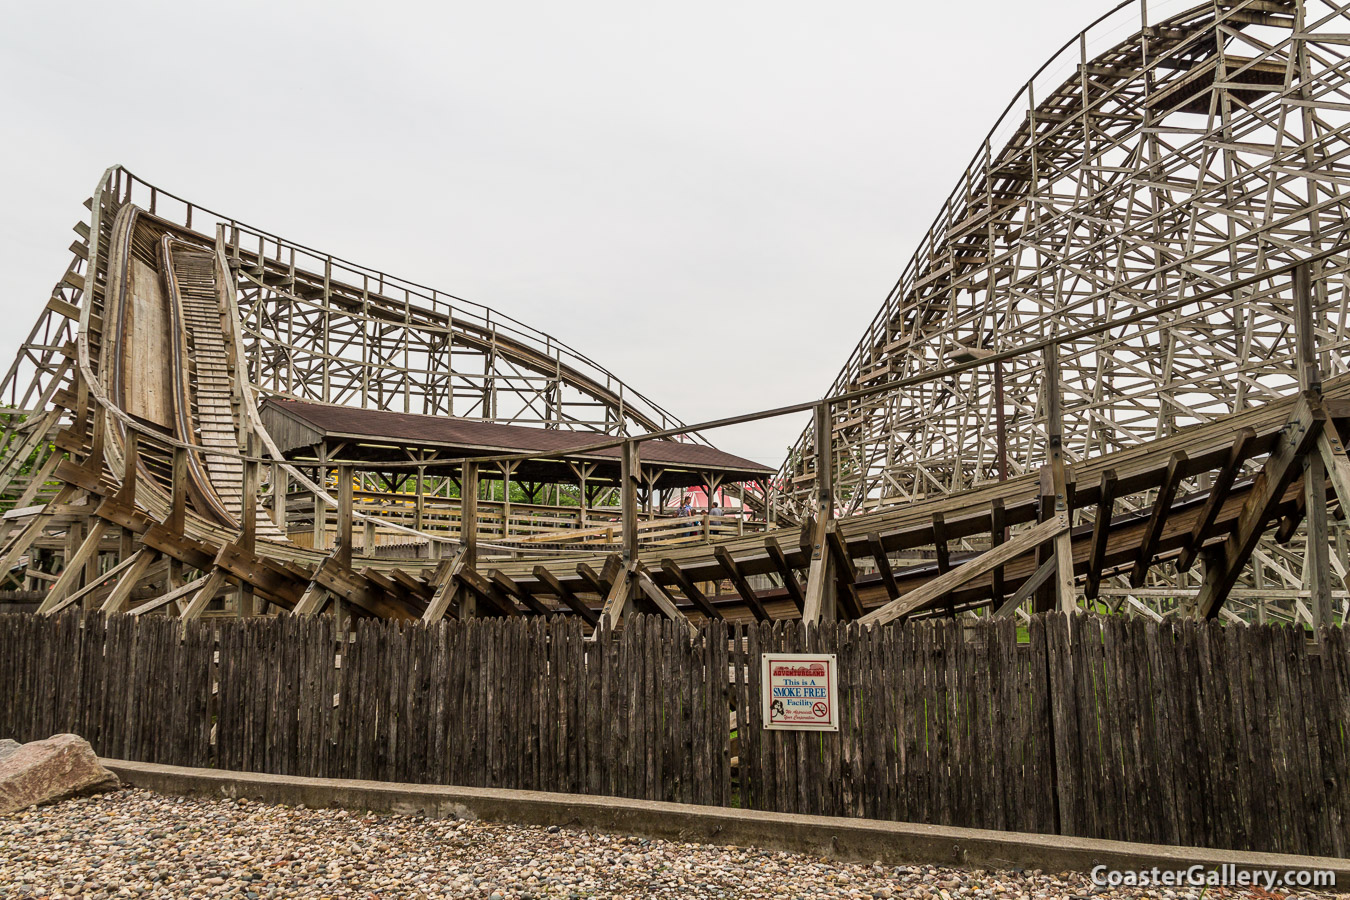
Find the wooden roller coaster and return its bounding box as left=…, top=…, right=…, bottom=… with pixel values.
left=7, top=0, right=1350, bottom=630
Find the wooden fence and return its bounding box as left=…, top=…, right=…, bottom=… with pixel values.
left=0, top=612, right=1346, bottom=857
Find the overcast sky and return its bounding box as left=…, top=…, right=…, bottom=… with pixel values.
left=1, top=0, right=1114, bottom=468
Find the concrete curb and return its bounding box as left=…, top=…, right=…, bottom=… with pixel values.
left=104, top=758, right=1349, bottom=887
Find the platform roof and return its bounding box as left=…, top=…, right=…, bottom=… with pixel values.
left=259, top=397, right=773, bottom=489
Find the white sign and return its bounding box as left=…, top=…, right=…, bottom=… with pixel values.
left=761, top=653, right=838, bottom=731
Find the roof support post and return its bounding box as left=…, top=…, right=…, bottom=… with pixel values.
left=460, top=459, right=479, bottom=618
left=620, top=439, right=639, bottom=565
left=270, top=462, right=288, bottom=530
left=335, top=462, right=353, bottom=629
left=803, top=400, right=836, bottom=623
left=414, top=464, right=426, bottom=533
left=312, top=446, right=328, bottom=552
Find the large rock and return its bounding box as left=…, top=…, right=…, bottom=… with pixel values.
left=0, top=734, right=119, bottom=814
left=0, top=739, right=19, bottom=760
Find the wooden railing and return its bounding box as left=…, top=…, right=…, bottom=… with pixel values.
left=287, top=489, right=765, bottom=552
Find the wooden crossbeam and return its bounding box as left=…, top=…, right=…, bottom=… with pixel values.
left=490, top=569, right=550, bottom=615
left=43, top=547, right=148, bottom=617
left=180, top=570, right=230, bottom=621
left=993, top=556, right=1058, bottom=620
left=659, top=558, right=722, bottom=620
left=37, top=522, right=108, bottom=613
left=141, top=523, right=216, bottom=571
left=127, top=572, right=212, bottom=617
left=714, top=546, right=770, bottom=622
left=532, top=565, right=600, bottom=626
left=389, top=567, right=433, bottom=602
left=1129, top=451, right=1187, bottom=587
left=458, top=565, right=520, bottom=617
left=1195, top=395, right=1326, bottom=619
left=1084, top=469, right=1118, bottom=602
left=576, top=562, right=611, bottom=598
left=763, top=536, right=805, bottom=611
left=214, top=543, right=303, bottom=609
left=100, top=549, right=160, bottom=613
left=859, top=515, right=1068, bottom=626
left=1177, top=428, right=1255, bottom=572
left=633, top=563, right=697, bottom=636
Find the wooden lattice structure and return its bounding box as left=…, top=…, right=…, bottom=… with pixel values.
left=6, top=0, right=1350, bottom=628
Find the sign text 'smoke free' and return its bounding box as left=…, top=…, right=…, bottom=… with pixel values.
left=761, top=653, right=839, bottom=731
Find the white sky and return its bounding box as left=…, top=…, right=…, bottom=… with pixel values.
left=1, top=0, right=1110, bottom=468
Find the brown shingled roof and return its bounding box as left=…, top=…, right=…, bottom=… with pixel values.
left=259, top=398, right=773, bottom=484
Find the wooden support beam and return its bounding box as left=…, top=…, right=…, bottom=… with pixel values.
left=1177, top=428, right=1255, bottom=572
left=1305, top=452, right=1334, bottom=628
left=1129, top=451, right=1187, bottom=588
left=1043, top=343, right=1077, bottom=613
left=213, top=542, right=303, bottom=610
left=168, top=446, right=187, bottom=535
left=575, top=562, right=611, bottom=599
left=38, top=522, right=106, bottom=613
left=532, top=565, right=600, bottom=626
left=866, top=532, right=899, bottom=601
left=240, top=437, right=260, bottom=554
left=421, top=547, right=467, bottom=623
left=823, top=525, right=865, bottom=620
left=1318, top=426, right=1350, bottom=513
left=600, top=553, right=625, bottom=592
left=271, top=463, right=288, bottom=529
left=620, top=439, right=638, bottom=563
left=1294, top=262, right=1321, bottom=393
left=1195, top=395, right=1326, bottom=618
left=43, top=547, right=148, bottom=617
left=993, top=556, right=1058, bottom=620
left=457, top=565, right=519, bottom=617
left=859, top=515, right=1068, bottom=626
left=633, top=563, right=697, bottom=636
left=389, top=567, right=433, bottom=602
left=1033, top=472, right=1057, bottom=613
left=1276, top=492, right=1307, bottom=544
left=931, top=513, right=951, bottom=573
left=489, top=569, right=551, bottom=616
left=129, top=573, right=214, bottom=617
left=336, top=463, right=353, bottom=568
left=659, top=558, right=722, bottom=620
left=598, top=563, right=634, bottom=626
left=764, top=536, right=805, bottom=612
left=100, top=548, right=159, bottom=614
left=180, top=568, right=232, bottom=621
left=306, top=553, right=414, bottom=620
left=1084, top=469, right=1118, bottom=602
left=714, top=545, right=770, bottom=622
left=293, top=581, right=331, bottom=617
left=802, top=402, right=836, bottom=623
left=990, top=499, right=1006, bottom=609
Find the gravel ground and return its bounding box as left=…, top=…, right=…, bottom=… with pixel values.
left=0, top=789, right=1343, bottom=899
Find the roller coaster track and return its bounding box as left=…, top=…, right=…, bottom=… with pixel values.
left=5, top=0, right=1350, bottom=628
